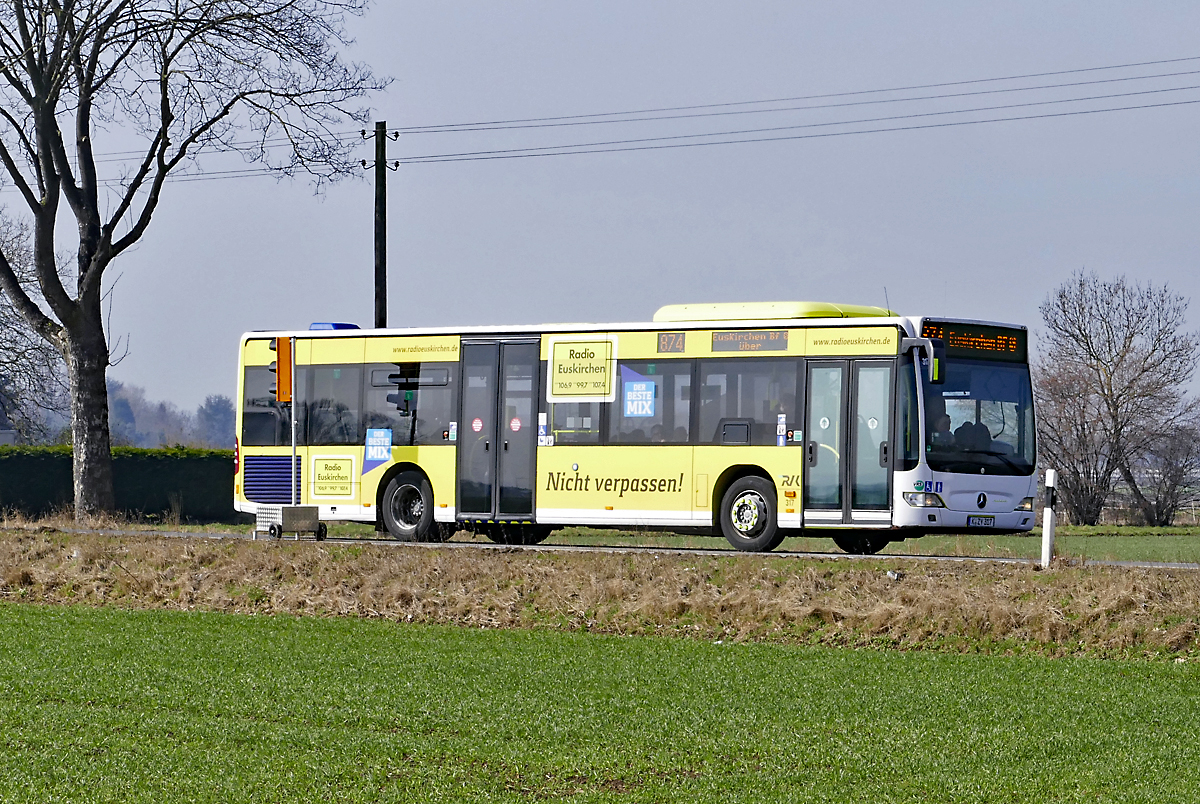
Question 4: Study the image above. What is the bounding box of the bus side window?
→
[551,402,600,444]
[896,358,920,470]
[698,359,798,445]
[302,365,362,446]
[609,360,691,444]
[363,362,458,446]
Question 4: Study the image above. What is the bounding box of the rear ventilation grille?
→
[244,456,302,504]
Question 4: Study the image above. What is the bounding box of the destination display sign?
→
[712,330,788,352]
[921,321,1027,363]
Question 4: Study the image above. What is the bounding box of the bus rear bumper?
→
[234,499,390,524]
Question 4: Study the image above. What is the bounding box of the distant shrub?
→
[0,446,239,522]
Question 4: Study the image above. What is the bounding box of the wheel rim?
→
[390,484,424,529]
[730,491,766,538]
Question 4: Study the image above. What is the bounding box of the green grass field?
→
[2,602,1198,802]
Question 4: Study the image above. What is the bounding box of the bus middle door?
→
[458,340,540,526]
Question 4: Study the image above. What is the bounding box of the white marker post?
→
[1041,469,1057,568]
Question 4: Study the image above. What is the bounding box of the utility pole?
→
[362,123,399,329]
[374,120,387,329]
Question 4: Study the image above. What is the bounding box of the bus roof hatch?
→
[651,301,895,323]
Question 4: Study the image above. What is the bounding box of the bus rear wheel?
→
[719,477,783,552]
[832,533,890,555]
[381,471,437,542]
[485,523,552,546]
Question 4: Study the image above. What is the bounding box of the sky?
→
[82,1,1200,410]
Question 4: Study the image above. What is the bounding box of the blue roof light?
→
[309,322,361,330]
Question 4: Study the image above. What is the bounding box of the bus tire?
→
[719,476,780,552]
[315,523,327,541]
[522,525,552,545]
[486,523,552,545]
[381,471,435,542]
[832,533,890,555]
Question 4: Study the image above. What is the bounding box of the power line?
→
[4,54,1199,185]
[393,54,1200,132]
[391,66,1200,135]
[7,87,1196,186]
[400,82,1200,162]
[0,166,284,193]
[87,130,363,165]
[398,97,1200,165]
[69,55,1200,166]
[46,54,1200,169]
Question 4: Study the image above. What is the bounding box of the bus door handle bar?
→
[806,441,818,467]
[504,441,509,451]
[485,440,489,452]
[879,441,890,468]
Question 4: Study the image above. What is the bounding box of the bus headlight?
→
[902,492,946,508]
[1016,497,1035,511]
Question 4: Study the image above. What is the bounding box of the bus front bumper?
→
[893,507,1035,532]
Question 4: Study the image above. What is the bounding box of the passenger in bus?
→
[779,393,796,420]
[954,421,991,451]
[673,426,689,442]
[931,414,955,446]
[650,424,666,442]
[973,422,994,450]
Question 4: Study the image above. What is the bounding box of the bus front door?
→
[458,340,540,522]
[803,360,894,526]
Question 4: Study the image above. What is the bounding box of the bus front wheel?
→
[719,477,783,552]
[381,471,436,542]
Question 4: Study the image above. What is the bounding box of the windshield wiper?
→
[969,449,1026,473]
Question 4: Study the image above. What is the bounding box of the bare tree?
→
[1032,358,1116,525]
[1120,420,1200,526]
[0,210,66,441]
[1039,271,1200,526]
[0,2,383,516]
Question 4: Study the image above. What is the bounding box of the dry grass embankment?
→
[2,526,1198,658]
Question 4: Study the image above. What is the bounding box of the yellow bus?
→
[235,301,1037,553]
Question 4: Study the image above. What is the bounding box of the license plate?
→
[968,515,995,527]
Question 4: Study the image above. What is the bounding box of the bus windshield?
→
[923,358,1035,475]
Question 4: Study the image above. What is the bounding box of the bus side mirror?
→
[928,338,946,385]
[901,337,946,385]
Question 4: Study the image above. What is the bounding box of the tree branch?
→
[0,244,63,346]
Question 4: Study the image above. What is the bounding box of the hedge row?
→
[0,446,240,523]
